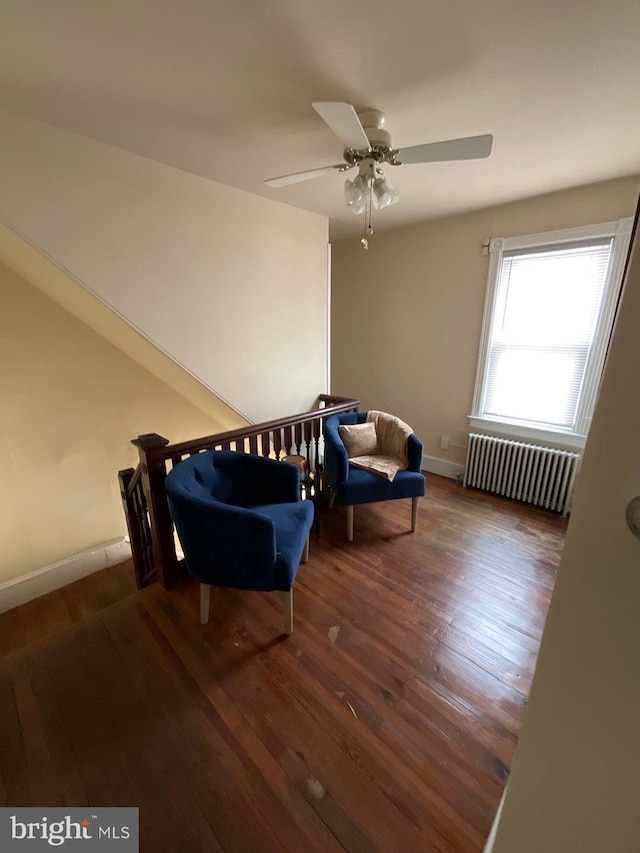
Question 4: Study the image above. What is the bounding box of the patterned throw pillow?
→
[338,422,379,458]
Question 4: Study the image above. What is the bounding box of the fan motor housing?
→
[359,108,392,151]
[342,109,393,165]
[358,109,391,149]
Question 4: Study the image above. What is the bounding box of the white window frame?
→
[469,217,633,450]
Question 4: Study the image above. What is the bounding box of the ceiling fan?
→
[265,102,493,247]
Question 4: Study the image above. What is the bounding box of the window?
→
[470,218,633,448]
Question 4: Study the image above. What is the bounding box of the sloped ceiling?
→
[0,0,639,239]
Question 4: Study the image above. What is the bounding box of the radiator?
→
[464,433,582,516]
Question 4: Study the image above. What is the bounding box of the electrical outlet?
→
[440,436,449,450]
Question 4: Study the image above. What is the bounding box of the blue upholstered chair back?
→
[167,449,298,508]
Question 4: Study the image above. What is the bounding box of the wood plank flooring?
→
[0,475,566,851]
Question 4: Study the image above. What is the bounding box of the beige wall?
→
[488,211,640,849]
[0,262,228,585]
[0,108,329,424]
[331,176,640,465]
[0,221,246,431]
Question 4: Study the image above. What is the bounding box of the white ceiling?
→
[1,0,639,240]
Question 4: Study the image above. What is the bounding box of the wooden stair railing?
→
[119,394,360,589]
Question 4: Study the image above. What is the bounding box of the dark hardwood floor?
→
[0,475,567,852]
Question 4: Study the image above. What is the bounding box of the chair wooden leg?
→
[200,584,211,625]
[411,496,419,532]
[283,588,293,635]
[328,489,335,508]
[303,536,309,564]
[346,505,354,541]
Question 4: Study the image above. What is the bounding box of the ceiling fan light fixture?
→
[344,164,399,242]
[344,175,369,213]
[372,174,399,210]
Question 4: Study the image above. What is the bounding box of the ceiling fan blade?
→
[395,133,493,165]
[264,163,347,188]
[312,102,371,151]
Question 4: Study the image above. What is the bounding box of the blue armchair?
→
[165,450,314,634]
[323,412,426,540]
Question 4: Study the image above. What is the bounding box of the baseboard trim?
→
[0,537,132,614]
[422,454,465,481]
[483,785,508,852]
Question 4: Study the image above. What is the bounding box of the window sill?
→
[467,416,587,451]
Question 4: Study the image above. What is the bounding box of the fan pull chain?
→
[361,180,374,250]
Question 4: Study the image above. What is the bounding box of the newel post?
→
[132,433,179,589]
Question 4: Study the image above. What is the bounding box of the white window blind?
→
[481,239,613,430]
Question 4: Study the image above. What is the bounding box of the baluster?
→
[249,434,258,456]
[294,422,303,454]
[283,425,293,456]
[119,468,147,589]
[260,432,271,457]
[134,485,154,582]
[315,417,325,490]
[235,437,246,453]
[273,428,282,461]
[304,420,313,478]
[313,419,321,477]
